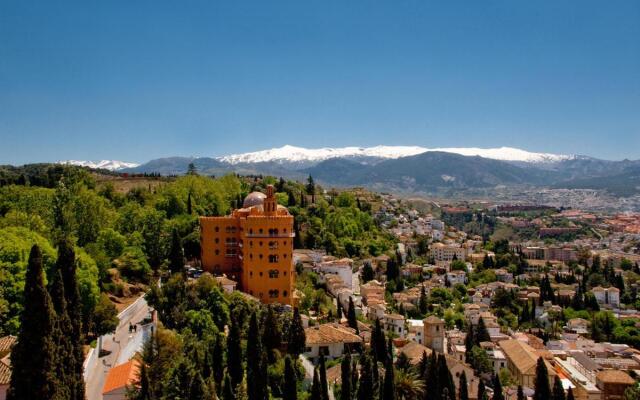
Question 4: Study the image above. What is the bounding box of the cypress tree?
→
[357,353,373,400]
[517,386,524,400]
[288,308,306,357]
[418,350,429,378]
[187,191,193,215]
[319,354,330,400]
[372,319,387,364]
[337,301,343,320]
[459,371,469,400]
[283,356,298,400]
[351,358,359,399]
[132,362,152,400]
[168,229,185,274]
[465,324,475,364]
[58,239,85,400]
[437,354,455,400]
[311,368,322,400]
[425,351,439,400]
[419,285,428,315]
[247,312,268,400]
[566,388,574,400]
[211,334,225,386]
[476,318,491,344]
[340,353,352,400]
[8,245,59,400]
[222,373,236,400]
[382,362,395,400]
[263,306,282,358]
[534,358,551,400]
[49,269,73,400]
[552,376,565,400]
[347,297,359,334]
[227,315,244,388]
[492,374,504,400]
[478,381,487,400]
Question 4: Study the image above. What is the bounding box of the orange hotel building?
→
[199,185,296,305]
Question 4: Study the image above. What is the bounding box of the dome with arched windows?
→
[243,191,266,208]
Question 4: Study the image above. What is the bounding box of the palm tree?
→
[394,370,425,400]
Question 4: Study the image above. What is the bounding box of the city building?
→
[595,370,636,400]
[199,185,296,305]
[424,315,446,353]
[304,323,363,361]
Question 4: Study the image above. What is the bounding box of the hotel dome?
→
[243,191,267,208]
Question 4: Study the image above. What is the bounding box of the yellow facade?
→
[199,185,295,305]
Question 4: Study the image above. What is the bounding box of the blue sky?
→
[1,1,639,164]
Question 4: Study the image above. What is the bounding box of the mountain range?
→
[59,145,640,196]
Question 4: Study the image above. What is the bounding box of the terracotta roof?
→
[0,336,16,357]
[305,323,362,346]
[102,359,140,394]
[499,339,556,377]
[398,341,432,364]
[0,359,10,385]
[424,315,443,324]
[596,370,636,385]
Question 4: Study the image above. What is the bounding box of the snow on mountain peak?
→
[217,145,572,165]
[57,160,140,171]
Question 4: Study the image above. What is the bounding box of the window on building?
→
[269,255,279,263]
[215,250,219,255]
[215,238,219,244]
[283,290,288,297]
[269,289,279,298]
[269,269,279,278]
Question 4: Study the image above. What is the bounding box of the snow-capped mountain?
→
[58,160,140,171]
[217,144,573,165]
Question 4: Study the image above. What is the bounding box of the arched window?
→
[283,290,288,297]
[269,255,279,263]
[269,269,279,278]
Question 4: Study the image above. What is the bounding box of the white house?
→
[383,313,406,338]
[318,258,354,289]
[304,323,363,361]
[592,287,620,308]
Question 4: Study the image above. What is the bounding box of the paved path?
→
[85,296,150,400]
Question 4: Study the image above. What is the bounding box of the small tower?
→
[264,184,277,215]
[423,315,446,353]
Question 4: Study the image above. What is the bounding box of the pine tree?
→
[283,355,298,400]
[227,315,244,388]
[58,239,85,400]
[382,362,395,400]
[357,354,373,400]
[534,358,551,400]
[492,374,504,400]
[459,372,469,400]
[8,245,59,400]
[517,386,525,400]
[168,228,185,274]
[311,368,322,400]
[288,308,306,357]
[222,373,236,400]
[552,376,565,400]
[340,353,352,400]
[347,297,359,334]
[247,312,268,400]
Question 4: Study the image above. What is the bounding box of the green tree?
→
[476,318,491,343]
[247,312,268,400]
[517,386,525,400]
[7,246,59,400]
[319,354,330,400]
[478,380,487,400]
[283,356,298,400]
[340,353,352,400]
[534,358,551,400]
[382,362,395,400]
[93,293,118,336]
[168,228,185,274]
[311,368,322,400]
[552,376,565,400]
[347,297,359,334]
[357,353,373,400]
[287,308,306,357]
[459,372,469,400]
[361,261,374,283]
[492,374,504,400]
[222,372,236,400]
[227,315,244,388]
